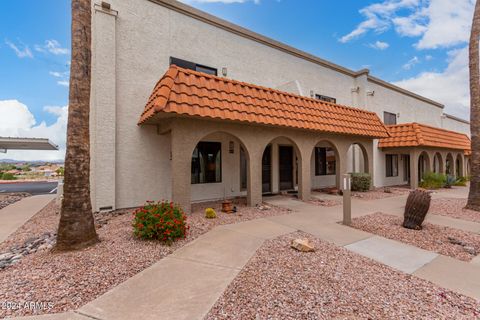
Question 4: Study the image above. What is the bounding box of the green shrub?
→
[205,208,217,219]
[419,172,446,189]
[454,176,467,187]
[0,172,17,180]
[350,173,371,192]
[132,200,189,244]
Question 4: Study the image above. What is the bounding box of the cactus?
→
[403,189,431,230]
[205,208,217,219]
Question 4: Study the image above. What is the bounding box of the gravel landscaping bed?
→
[352,186,410,200]
[351,213,480,261]
[0,193,30,210]
[0,198,288,318]
[305,198,342,207]
[205,232,480,320]
[430,198,480,223]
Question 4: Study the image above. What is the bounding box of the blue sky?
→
[0,0,475,160]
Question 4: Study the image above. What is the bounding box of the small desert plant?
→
[132,200,188,244]
[419,172,446,189]
[444,175,457,188]
[403,189,431,230]
[454,176,468,186]
[350,173,371,192]
[205,208,217,219]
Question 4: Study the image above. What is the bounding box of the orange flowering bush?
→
[132,200,188,244]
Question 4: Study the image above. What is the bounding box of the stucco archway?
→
[260,136,302,195]
[446,153,454,176]
[347,142,369,174]
[189,131,252,204]
[418,151,431,182]
[433,152,443,174]
[456,153,464,178]
[310,140,341,190]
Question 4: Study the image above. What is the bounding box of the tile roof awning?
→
[138,66,390,138]
[378,123,471,154]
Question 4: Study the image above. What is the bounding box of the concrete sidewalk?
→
[0,195,55,243]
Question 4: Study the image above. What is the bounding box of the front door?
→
[262,145,272,193]
[279,146,294,190]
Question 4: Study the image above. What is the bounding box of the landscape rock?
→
[291,238,315,252]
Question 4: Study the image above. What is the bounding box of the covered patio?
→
[379,123,471,188]
[138,66,389,212]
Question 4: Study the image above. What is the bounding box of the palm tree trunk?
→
[467,0,480,211]
[55,0,99,250]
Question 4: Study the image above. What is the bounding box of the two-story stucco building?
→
[89,0,471,212]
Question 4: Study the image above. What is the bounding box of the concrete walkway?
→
[15,188,480,320]
[0,195,55,243]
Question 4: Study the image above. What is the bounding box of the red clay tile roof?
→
[379,123,471,153]
[138,66,390,138]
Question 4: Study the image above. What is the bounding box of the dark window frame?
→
[191,142,222,184]
[384,111,397,125]
[170,57,217,76]
[386,154,399,177]
[314,147,336,176]
[315,94,337,104]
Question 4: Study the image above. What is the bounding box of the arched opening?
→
[433,152,443,174]
[310,140,340,190]
[446,153,454,176]
[467,158,471,176]
[418,151,431,183]
[456,154,464,177]
[347,143,369,173]
[261,136,301,195]
[190,131,250,203]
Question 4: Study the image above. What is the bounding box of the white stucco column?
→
[298,149,311,201]
[170,128,193,213]
[90,4,118,211]
[247,148,263,207]
[409,149,419,189]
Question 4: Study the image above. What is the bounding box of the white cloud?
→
[415,0,475,49]
[402,56,420,70]
[57,80,69,87]
[0,100,67,161]
[368,40,390,50]
[35,39,69,55]
[49,71,69,87]
[339,0,422,43]
[5,40,33,58]
[394,47,470,119]
[340,0,475,49]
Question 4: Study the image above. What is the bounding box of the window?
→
[191,142,222,184]
[386,154,399,177]
[315,94,337,104]
[170,57,217,76]
[315,147,336,176]
[384,111,397,125]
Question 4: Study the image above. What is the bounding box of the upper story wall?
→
[95,0,459,132]
[366,79,444,127]
[442,115,471,137]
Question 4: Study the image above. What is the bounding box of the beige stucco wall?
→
[441,116,471,137]
[90,0,470,210]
